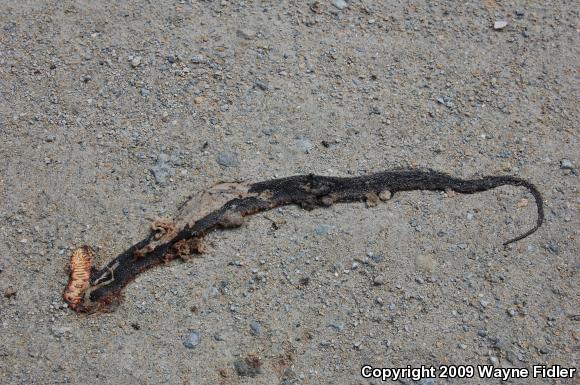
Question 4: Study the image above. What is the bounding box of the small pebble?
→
[378,190,392,201]
[369,253,383,263]
[130,56,142,68]
[497,150,512,158]
[249,321,262,336]
[150,154,174,185]
[314,224,331,236]
[216,151,239,167]
[254,79,269,91]
[560,159,574,170]
[545,241,560,255]
[140,88,150,97]
[333,0,348,10]
[182,331,201,348]
[494,21,508,30]
[295,138,313,153]
[191,55,207,64]
[436,96,453,108]
[489,356,499,365]
[373,276,386,286]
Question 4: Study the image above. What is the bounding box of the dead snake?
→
[63,169,544,313]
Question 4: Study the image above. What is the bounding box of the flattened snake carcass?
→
[64,169,544,313]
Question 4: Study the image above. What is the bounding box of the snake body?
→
[64,170,544,313]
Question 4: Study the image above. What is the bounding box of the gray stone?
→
[494,20,508,30]
[150,154,175,185]
[130,56,141,68]
[314,224,331,235]
[249,321,262,336]
[191,55,207,64]
[545,241,560,255]
[369,252,384,263]
[182,331,201,348]
[560,159,574,170]
[254,79,269,91]
[436,96,453,108]
[497,150,512,158]
[295,138,313,153]
[140,88,150,97]
[373,276,386,286]
[216,151,239,167]
[333,0,348,10]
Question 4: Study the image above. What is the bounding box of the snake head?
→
[63,246,122,313]
[63,246,95,311]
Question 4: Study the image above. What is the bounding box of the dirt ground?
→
[0,1,578,384]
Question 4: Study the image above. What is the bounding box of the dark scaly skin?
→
[67,170,544,313]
